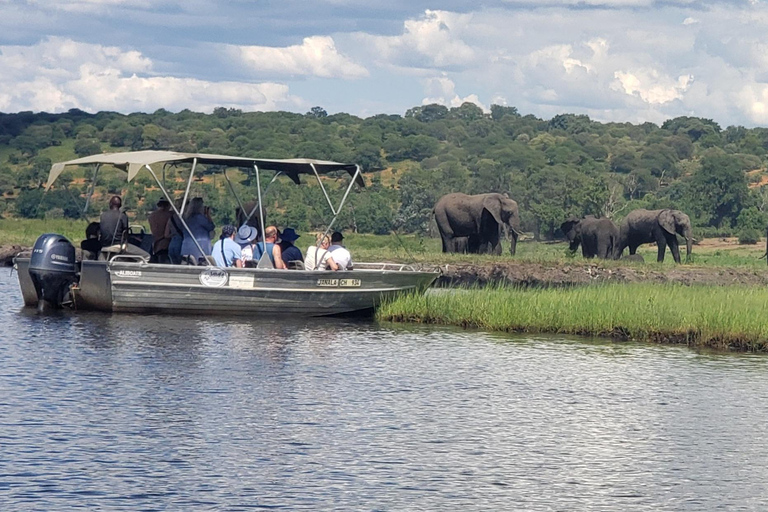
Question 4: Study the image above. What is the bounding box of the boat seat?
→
[99,243,151,262]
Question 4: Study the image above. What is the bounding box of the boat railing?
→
[353,262,419,272]
[108,254,150,265]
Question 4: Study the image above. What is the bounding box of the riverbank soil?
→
[428,237,768,287]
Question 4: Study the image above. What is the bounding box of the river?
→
[2,271,768,510]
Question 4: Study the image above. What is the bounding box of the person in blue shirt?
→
[212,225,243,268]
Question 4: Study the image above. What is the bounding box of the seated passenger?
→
[253,225,286,269]
[148,197,173,263]
[328,231,352,270]
[304,234,339,271]
[234,225,258,264]
[181,197,214,264]
[278,227,304,269]
[80,221,101,260]
[100,195,128,247]
[211,225,243,268]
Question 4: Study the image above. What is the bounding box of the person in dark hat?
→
[278,227,303,269]
[212,224,243,268]
[234,224,258,265]
[329,231,352,270]
[148,197,173,263]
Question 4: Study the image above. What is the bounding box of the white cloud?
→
[0,37,300,113]
[358,10,475,70]
[612,70,693,104]
[227,36,368,79]
[421,76,487,111]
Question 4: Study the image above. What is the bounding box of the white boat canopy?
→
[46,150,362,189]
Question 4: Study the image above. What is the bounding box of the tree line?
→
[0,104,766,241]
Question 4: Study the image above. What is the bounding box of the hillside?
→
[0,105,766,240]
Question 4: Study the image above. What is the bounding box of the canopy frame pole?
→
[83,164,100,216]
[311,164,337,216]
[244,172,281,224]
[315,164,361,241]
[253,164,267,255]
[222,169,245,224]
[145,164,207,261]
[180,158,198,216]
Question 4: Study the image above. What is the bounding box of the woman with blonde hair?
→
[304,233,339,271]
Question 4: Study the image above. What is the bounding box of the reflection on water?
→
[2,272,768,510]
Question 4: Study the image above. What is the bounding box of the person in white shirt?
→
[328,231,352,270]
[304,234,339,271]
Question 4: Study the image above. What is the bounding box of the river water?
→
[3,271,768,510]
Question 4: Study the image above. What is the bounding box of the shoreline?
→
[378,284,768,353]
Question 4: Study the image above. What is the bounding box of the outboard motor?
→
[28,233,77,310]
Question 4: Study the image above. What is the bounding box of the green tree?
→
[688,152,751,227]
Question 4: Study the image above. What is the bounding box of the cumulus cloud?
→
[421,76,486,111]
[357,10,475,70]
[612,70,693,104]
[227,36,368,79]
[0,37,300,113]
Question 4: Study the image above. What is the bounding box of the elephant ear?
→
[658,209,677,235]
[482,195,503,226]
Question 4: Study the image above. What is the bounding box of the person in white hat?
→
[234,225,258,264]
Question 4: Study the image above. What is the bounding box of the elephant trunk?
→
[508,222,521,256]
[684,228,693,263]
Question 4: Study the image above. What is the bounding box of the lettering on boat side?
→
[199,268,228,287]
[316,279,362,287]
[114,270,142,278]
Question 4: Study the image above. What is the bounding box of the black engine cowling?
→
[28,233,77,310]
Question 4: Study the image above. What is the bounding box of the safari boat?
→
[14,151,437,316]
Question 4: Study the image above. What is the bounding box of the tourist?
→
[148,197,173,263]
[328,231,352,270]
[278,227,303,269]
[180,197,214,264]
[304,233,339,271]
[99,195,128,247]
[234,224,258,264]
[212,225,243,268]
[253,225,286,269]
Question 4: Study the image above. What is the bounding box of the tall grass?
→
[378,284,768,351]
[0,219,89,245]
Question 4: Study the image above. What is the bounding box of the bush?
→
[738,228,761,245]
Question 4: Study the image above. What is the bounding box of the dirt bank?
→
[427,260,768,288]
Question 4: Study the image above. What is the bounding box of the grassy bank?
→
[378,284,768,352]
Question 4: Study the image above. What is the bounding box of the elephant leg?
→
[668,236,681,264]
[656,239,667,263]
[629,244,638,255]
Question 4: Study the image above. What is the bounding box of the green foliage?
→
[0,107,763,239]
[738,228,761,245]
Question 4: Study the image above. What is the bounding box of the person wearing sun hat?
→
[212,224,243,268]
[234,224,258,264]
[278,227,303,268]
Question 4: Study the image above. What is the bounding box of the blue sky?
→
[2,0,768,127]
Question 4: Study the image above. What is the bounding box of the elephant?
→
[235,201,267,231]
[560,216,619,259]
[433,193,521,255]
[618,209,693,263]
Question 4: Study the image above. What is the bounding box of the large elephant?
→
[618,209,693,263]
[235,201,267,231]
[434,193,521,255]
[560,216,619,259]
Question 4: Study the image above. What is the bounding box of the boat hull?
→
[15,258,437,317]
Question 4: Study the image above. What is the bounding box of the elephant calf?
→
[560,216,619,259]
